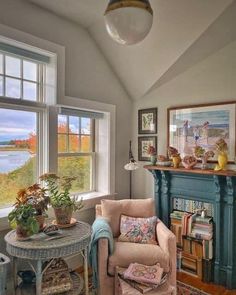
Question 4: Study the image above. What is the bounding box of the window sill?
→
[0,192,115,232]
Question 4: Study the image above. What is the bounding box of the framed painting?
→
[138,136,157,161]
[138,108,157,134]
[168,101,236,162]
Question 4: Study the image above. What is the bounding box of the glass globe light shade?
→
[124,161,139,171]
[104,3,153,45]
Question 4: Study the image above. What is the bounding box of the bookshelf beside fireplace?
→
[144,165,236,289]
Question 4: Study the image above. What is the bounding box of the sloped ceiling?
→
[27,0,235,100]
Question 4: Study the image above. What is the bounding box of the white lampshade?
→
[104,0,153,45]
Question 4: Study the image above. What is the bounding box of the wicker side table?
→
[4,221,92,295]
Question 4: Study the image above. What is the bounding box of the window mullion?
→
[3,54,5,96]
[20,59,23,99]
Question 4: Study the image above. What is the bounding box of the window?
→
[57,113,95,193]
[0,52,44,102]
[0,107,38,208]
[0,41,49,210]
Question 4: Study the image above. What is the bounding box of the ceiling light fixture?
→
[104,0,153,45]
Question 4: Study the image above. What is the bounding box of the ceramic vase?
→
[150,155,157,165]
[218,152,228,170]
[172,155,181,168]
[201,157,207,169]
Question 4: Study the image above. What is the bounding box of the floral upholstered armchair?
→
[95,198,176,295]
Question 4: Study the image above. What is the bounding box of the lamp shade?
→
[124,161,139,171]
[104,0,153,45]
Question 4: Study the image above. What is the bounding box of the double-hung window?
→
[0,43,49,209]
[57,108,97,194]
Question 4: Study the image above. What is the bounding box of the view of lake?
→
[0,150,32,173]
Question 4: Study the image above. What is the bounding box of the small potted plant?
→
[214,138,228,170]
[194,146,215,169]
[40,173,83,226]
[147,145,157,165]
[8,204,39,240]
[15,184,50,230]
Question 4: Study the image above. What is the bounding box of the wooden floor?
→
[177,271,236,295]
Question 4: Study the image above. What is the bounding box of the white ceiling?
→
[27,0,235,100]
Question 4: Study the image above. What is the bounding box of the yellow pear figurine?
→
[214,138,228,171]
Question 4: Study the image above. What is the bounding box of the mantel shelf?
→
[144,165,236,177]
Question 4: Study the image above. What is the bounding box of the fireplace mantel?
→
[144,165,236,289]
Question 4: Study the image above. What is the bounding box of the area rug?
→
[177,281,210,295]
[80,276,210,294]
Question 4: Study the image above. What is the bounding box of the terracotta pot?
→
[16,225,31,239]
[53,207,73,225]
[35,215,45,231]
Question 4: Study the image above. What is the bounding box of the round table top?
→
[4,221,92,260]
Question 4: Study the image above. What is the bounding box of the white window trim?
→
[0,24,116,230]
[54,95,116,196]
[0,23,65,105]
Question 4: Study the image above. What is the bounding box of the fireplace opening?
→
[170,197,214,282]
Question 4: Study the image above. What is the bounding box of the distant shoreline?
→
[0,147,35,154]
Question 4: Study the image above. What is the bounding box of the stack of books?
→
[170,210,214,282]
[116,264,167,294]
[173,197,214,217]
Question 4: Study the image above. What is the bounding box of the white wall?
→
[132,40,236,198]
[0,0,132,198]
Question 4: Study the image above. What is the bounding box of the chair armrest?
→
[97,238,115,294]
[98,238,111,280]
[96,204,102,218]
[156,219,176,288]
[156,219,176,253]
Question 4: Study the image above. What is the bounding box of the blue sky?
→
[0,108,36,142]
[174,110,230,126]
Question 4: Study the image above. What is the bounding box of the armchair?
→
[95,198,176,295]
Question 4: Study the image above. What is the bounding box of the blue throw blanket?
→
[89,217,114,288]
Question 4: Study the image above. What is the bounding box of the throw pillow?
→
[118,215,157,244]
[101,198,155,237]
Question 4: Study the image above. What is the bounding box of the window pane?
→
[23,60,37,81]
[81,135,91,152]
[0,108,37,208]
[0,76,3,96]
[6,77,21,98]
[0,54,3,74]
[23,81,37,101]
[69,135,79,152]
[58,156,91,193]
[58,115,67,133]
[69,116,79,134]
[58,134,67,153]
[6,56,21,78]
[81,118,91,134]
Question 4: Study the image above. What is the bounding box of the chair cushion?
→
[118,215,157,245]
[108,241,170,276]
[101,198,155,237]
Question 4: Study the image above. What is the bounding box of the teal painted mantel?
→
[144,165,236,289]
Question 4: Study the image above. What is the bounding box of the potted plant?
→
[15,183,50,230]
[40,173,83,225]
[8,204,39,239]
[194,146,215,169]
[147,145,157,165]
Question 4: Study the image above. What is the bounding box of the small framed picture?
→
[138,108,157,134]
[138,136,157,161]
